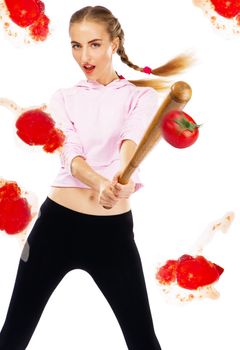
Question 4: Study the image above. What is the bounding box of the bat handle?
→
[103,205,112,210]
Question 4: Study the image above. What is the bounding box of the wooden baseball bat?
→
[103,81,192,209]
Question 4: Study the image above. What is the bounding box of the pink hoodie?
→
[48,77,159,192]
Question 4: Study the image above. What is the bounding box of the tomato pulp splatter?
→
[210,0,240,18]
[29,12,49,41]
[156,254,224,290]
[156,259,178,285]
[0,181,32,234]
[15,109,65,153]
[4,0,50,40]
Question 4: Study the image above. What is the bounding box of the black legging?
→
[0,196,161,350]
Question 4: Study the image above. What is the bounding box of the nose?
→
[80,46,91,63]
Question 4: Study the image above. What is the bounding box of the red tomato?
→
[161,110,200,148]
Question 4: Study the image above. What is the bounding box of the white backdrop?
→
[0,1,240,349]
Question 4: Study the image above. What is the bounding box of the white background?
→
[0,0,240,349]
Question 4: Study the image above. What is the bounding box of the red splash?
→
[28,12,49,41]
[210,0,240,19]
[15,109,65,153]
[156,259,178,284]
[4,0,50,40]
[156,254,224,290]
[0,181,32,234]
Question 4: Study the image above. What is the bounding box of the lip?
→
[83,65,95,74]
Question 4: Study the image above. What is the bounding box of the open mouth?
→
[83,65,95,74]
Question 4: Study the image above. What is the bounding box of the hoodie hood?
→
[75,76,133,90]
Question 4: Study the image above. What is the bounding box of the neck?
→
[88,71,120,86]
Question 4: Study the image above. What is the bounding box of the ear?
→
[112,37,120,54]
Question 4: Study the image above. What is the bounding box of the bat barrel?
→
[170,81,192,103]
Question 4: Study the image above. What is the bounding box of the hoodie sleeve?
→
[48,89,86,176]
[118,87,159,150]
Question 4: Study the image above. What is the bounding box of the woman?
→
[0,5,193,349]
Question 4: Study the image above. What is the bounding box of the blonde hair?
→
[69,5,195,92]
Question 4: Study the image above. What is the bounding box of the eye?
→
[91,43,100,48]
[71,44,80,50]
[71,43,100,49]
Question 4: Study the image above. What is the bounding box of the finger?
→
[112,186,120,196]
[99,197,113,207]
[114,183,123,191]
[112,178,118,185]
[101,190,119,203]
[112,172,120,183]
[110,186,120,199]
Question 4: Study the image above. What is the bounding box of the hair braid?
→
[117,46,142,72]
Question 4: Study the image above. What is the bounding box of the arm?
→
[71,136,137,195]
[71,155,120,208]
[119,139,138,170]
[70,140,138,202]
[49,89,110,193]
[71,156,109,192]
[71,140,138,204]
[109,139,137,199]
[118,88,159,151]
[112,88,159,195]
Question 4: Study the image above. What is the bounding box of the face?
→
[69,20,119,82]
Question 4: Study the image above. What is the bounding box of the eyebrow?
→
[71,39,102,44]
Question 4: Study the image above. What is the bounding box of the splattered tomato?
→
[15,109,65,152]
[161,110,200,148]
[4,0,50,41]
[4,0,45,27]
[156,254,224,290]
[210,0,240,19]
[0,181,31,234]
[176,255,224,290]
[16,109,55,144]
